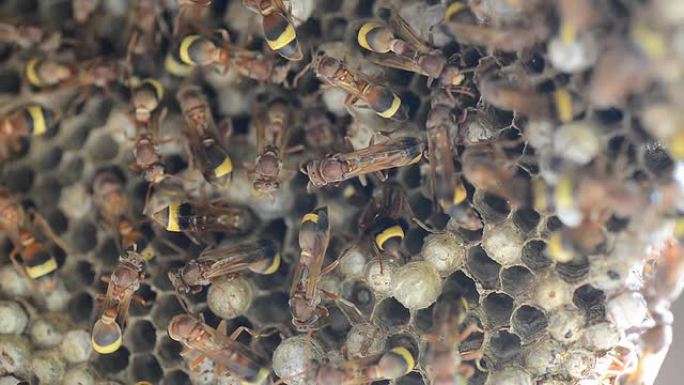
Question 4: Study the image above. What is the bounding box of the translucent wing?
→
[367,54,426,77]
[387,9,432,54]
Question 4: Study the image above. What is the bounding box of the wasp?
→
[129,78,168,184]
[302,98,339,155]
[24,58,73,89]
[168,313,272,384]
[91,168,133,233]
[358,8,463,90]
[151,199,256,237]
[290,207,337,330]
[177,86,234,185]
[305,345,417,384]
[0,22,63,52]
[618,240,684,385]
[169,238,280,295]
[300,52,408,121]
[250,98,300,196]
[442,1,550,52]
[91,251,146,354]
[426,90,482,230]
[302,136,424,190]
[0,104,56,160]
[423,295,480,385]
[24,57,121,92]
[461,143,529,205]
[242,0,303,61]
[176,32,290,84]
[119,218,155,262]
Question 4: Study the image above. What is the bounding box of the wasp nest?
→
[0,0,683,384]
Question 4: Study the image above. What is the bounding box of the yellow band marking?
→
[167,203,181,232]
[92,333,122,354]
[444,2,467,21]
[554,89,573,123]
[453,183,467,204]
[632,22,666,60]
[560,22,576,44]
[302,213,319,224]
[267,23,296,51]
[262,253,281,275]
[555,176,574,210]
[179,35,202,65]
[408,151,423,165]
[142,78,164,101]
[357,22,384,51]
[390,347,415,374]
[214,156,233,177]
[375,225,404,250]
[533,179,547,213]
[140,246,155,262]
[26,105,47,135]
[377,94,402,119]
[548,233,573,263]
[165,53,192,77]
[25,58,42,87]
[241,367,271,385]
[25,257,57,279]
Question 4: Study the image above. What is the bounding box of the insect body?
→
[252,99,294,195]
[303,137,424,189]
[169,238,280,295]
[426,90,481,230]
[178,86,233,185]
[152,200,256,236]
[91,252,145,354]
[130,78,167,184]
[358,184,413,260]
[0,104,55,160]
[168,314,272,384]
[242,0,303,61]
[290,207,334,330]
[358,9,463,89]
[308,53,408,121]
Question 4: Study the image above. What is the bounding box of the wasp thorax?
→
[167,314,199,341]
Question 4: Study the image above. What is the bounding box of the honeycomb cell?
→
[443,270,480,306]
[342,279,376,317]
[60,155,85,185]
[161,370,191,385]
[564,348,596,379]
[521,240,552,271]
[152,295,186,330]
[392,261,442,310]
[250,291,291,325]
[207,276,254,319]
[524,338,562,376]
[547,306,585,343]
[68,292,93,324]
[0,301,28,335]
[338,243,370,279]
[92,345,130,374]
[475,191,511,222]
[365,259,397,296]
[130,283,156,317]
[466,246,501,290]
[511,208,540,233]
[30,314,67,347]
[556,255,590,284]
[573,284,606,324]
[483,222,524,266]
[63,366,97,385]
[345,323,387,359]
[157,335,184,367]
[396,371,425,385]
[511,305,548,342]
[273,335,325,385]
[0,335,30,376]
[70,220,98,254]
[30,351,66,384]
[60,329,92,364]
[404,227,428,255]
[131,354,164,383]
[500,265,535,297]
[374,297,410,328]
[3,166,34,194]
[483,292,514,329]
[127,320,157,353]
[486,330,521,366]
[485,367,532,385]
[421,231,466,275]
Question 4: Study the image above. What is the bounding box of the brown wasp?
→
[302,136,424,190]
[91,251,146,354]
[0,22,63,52]
[177,86,234,185]
[242,0,303,61]
[176,32,290,84]
[151,199,256,238]
[250,98,302,196]
[0,104,56,160]
[168,238,280,296]
[290,207,337,330]
[425,90,481,230]
[168,313,272,383]
[422,294,480,385]
[357,8,463,90]
[298,51,409,121]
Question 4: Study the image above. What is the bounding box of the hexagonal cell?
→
[512,208,540,233]
[556,255,590,284]
[374,297,410,328]
[3,166,35,194]
[396,371,425,385]
[409,192,433,220]
[152,294,186,330]
[87,133,119,162]
[96,237,121,266]
[157,335,184,367]
[74,260,95,286]
[130,283,157,316]
[573,284,606,324]
[500,265,535,297]
[521,240,552,271]
[126,320,157,353]
[482,292,514,329]
[250,291,291,325]
[70,220,98,254]
[68,292,93,324]
[32,176,62,207]
[643,143,674,178]
[161,369,191,385]
[43,206,68,235]
[443,270,479,307]
[36,146,63,171]
[474,191,510,222]
[131,353,163,383]
[511,305,548,341]
[466,246,501,290]
[486,330,521,366]
[60,156,85,185]
[92,345,130,374]
[404,227,428,256]
[341,279,375,318]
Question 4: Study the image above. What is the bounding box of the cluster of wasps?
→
[1,0,684,384]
